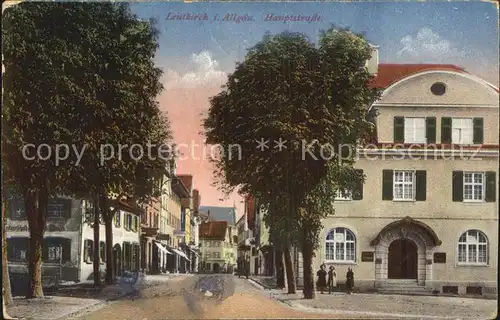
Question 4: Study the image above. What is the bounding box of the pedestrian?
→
[316,264,327,294]
[346,267,354,294]
[327,265,337,294]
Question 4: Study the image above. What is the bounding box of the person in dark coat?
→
[316,264,327,294]
[346,267,354,294]
[327,266,337,294]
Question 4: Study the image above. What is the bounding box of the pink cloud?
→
[157,52,244,217]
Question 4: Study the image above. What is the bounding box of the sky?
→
[130,1,499,217]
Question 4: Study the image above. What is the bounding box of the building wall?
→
[314,70,498,296]
[80,201,141,281]
[6,197,84,284]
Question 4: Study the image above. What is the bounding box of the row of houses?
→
[5,159,203,294]
[236,46,499,298]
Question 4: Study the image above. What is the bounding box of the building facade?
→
[314,50,498,297]
[199,221,237,273]
[6,196,142,294]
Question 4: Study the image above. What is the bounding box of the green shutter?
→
[63,238,71,262]
[353,169,364,200]
[452,171,463,202]
[415,170,427,201]
[393,117,405,143]
[485,172,496,202]
[425,117,436,144]
[382,170,393,200]
[441,117,452,144]
[473,118,484,145]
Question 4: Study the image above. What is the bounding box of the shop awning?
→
[155,242,173,255]
[171,248,190,261]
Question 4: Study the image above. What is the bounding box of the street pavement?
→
[72,274,498,320]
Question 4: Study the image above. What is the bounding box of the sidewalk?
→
[272,291,497,319]
[6,274,179,320]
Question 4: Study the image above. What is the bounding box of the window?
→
[458,230,488,265]
[100,241,106,262]
[114,211,121,228]
[335,190,352,201]
[393,171,414,200]
[47,245,63,262]
[404,117,426,143]
[84,239,93,263]
[214,252,220,259]
[47,203,65,218]
[10,202,26,219]
[464,172,484,202]
[452,118,473,145]
[430,82,446,96]
[206,252,212,258]
[8,238,29,261]
[325,228,356,262]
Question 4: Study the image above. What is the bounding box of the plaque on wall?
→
[361,251,374,262]
[433,252,446,263]
[375,258,382,264]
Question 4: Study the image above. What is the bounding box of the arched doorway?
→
[388,239,418,279]
[113,244,122,277]
[213,263,220,274]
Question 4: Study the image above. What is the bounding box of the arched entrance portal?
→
[213,263,220,274]
[388,239,418,279]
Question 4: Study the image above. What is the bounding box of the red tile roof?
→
[369,64,467,89]
[177,175,193,193]
[199,221,228,240]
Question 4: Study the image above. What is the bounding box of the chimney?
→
[365,44,379,75]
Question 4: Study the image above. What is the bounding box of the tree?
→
[2,2,97,298]
[2,2,172,295]
[2,185,14,319]
[204,29,380,299]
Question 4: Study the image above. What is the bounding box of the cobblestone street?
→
[69,275,497,320]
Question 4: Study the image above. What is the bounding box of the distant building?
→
[199,221,237,273]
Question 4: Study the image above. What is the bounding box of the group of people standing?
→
[316,264,354,294]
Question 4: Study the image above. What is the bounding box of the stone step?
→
[378,287,432,294]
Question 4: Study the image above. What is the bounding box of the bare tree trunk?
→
[100,194,115,285]
[274,248,285,289]
[283,245,296,294]
[2,195,13,305]
[301,236,315,299]
[92,196,101,288]
[2,189,15,319]
[25,187,48,299]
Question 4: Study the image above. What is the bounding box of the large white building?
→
[312,48,498,297]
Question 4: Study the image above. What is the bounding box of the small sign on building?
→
[361,251,374,262]
[433,252,446,263]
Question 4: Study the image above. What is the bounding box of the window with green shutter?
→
[485,172,496,202]
[415,170,427,201]
[452,171,464,202]
[382,170,393,200]
[393,117,405,143]
[441,117,452,144]
[473,118,484,145]
[425,117,436,144]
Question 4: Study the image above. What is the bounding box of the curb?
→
[246,278,266,291]
[284,301,479,319]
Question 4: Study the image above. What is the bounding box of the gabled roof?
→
[369,63,467,89]
[171,176,190,198]
[199,221,228,240]
[177,175,193,193]
[199,206,237,226]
